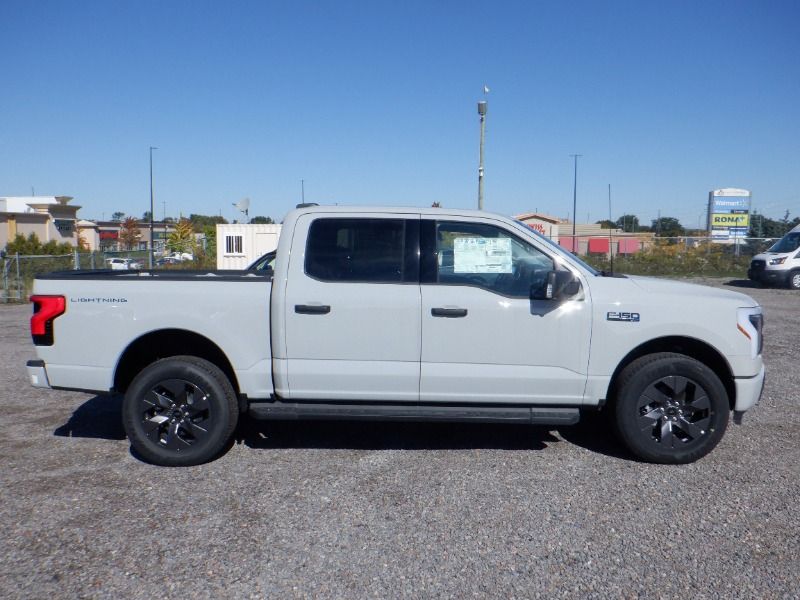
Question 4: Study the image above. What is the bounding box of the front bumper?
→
[748,268,789,286]
[27,360,52,389]
[734,364,765,413]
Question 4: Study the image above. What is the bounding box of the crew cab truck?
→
[748,224,800,289]
[27,205,765,466]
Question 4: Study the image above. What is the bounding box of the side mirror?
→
[531,270,580,301]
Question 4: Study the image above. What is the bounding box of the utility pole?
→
[301,179,305,204]
[608,184,614,273]
[477,100,488,210]
[569,154,582,239]
[149,146,158,268]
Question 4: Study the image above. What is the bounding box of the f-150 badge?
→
[607,311,640,322]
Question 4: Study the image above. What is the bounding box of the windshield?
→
[511,220,600,276]
[768,232,800,254]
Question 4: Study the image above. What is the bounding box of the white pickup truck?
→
[27,205,765,466]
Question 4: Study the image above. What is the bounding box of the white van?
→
[748,224,800,289]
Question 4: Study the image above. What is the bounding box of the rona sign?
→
[708,188,750,243]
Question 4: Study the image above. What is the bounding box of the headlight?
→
[768,257,786,265]
[737,307,764,358]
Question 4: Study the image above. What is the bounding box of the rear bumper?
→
[734,365,765,413]
[27,359,52,389]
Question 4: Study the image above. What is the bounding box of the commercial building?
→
[0,196,80,249]
[514,212,650,256]
[89,221,178,252]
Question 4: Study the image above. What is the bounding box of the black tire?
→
[613,352,729,464]
[789,270,800,290]
[122,356,239,466]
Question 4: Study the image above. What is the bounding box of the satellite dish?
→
[232,197,250,217]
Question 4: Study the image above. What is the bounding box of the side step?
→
[248,402,580,426]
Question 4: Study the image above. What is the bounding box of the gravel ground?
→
[1,278,798,599]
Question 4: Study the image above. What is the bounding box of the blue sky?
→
[1,0,798,227]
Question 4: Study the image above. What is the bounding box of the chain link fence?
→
[569,236,774,278]
[2,249,152,302]
[0,237,778,303]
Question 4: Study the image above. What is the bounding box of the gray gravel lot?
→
[1,278,798,599]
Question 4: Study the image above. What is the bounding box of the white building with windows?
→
[216,223,282,269]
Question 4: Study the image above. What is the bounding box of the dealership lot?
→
[1,279,798,599]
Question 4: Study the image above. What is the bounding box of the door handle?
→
[431,307,468,318]
[295,304,331,315]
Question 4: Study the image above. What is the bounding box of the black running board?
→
[247,402,580,425]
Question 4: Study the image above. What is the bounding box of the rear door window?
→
[305,218,407,283]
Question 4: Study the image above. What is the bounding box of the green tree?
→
[191,224,218,268]
[595,219,616,229]
[142,210,153,221]
[249,216,274,224]
[651,216,684,237]
[4,232,73,255]
[615,214,640,232]
[167,219,197,254]
[189,213,227,232]
[110,211,125,222]
[119,217,142,250]
[749,210,800,238]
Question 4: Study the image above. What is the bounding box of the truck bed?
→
[31,269,274,398]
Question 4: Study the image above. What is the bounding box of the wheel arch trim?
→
[604,336,736,410]
[113,328,239,395]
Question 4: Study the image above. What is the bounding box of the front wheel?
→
[613,353,729,464]
[789,270,800,290]
[122,356,239,466]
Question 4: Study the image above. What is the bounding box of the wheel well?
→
[606,337,736,410]
[113,329,239,395]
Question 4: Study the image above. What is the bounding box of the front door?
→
[283,214,421,401]
[419,218,591,404]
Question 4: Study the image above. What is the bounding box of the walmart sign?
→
[708,189,750,243]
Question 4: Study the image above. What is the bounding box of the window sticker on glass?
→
[453,237,512,273]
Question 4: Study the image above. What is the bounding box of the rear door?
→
[283,214,421,401]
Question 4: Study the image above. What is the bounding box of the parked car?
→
[105,258,141,270]
[154,257,178,267]
[247,250,276,271]
[28,205,764,466]
[747,224,800,289]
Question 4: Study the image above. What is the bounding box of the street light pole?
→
[569,154,582,240]
[149,146,158,268]
[477,100,487,210]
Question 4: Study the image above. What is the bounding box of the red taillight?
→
[30,295,66,346]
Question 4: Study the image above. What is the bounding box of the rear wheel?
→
[614,353,729,464]
[122,356,238,466]
[789,270,800,290]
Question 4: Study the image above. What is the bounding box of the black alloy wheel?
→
[123,356,238,466]
[137,378,213,450]
[614,353,729,464]
[635,375,712,448]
